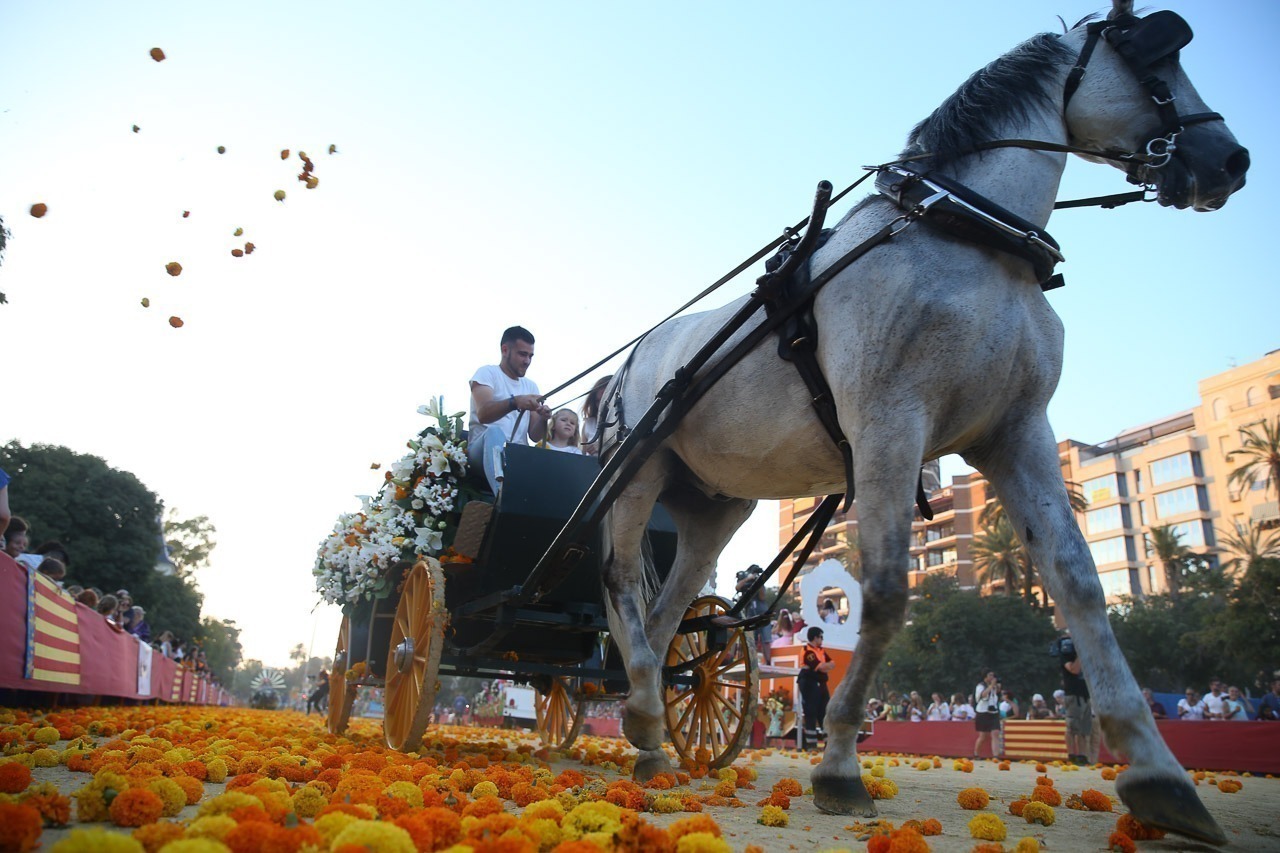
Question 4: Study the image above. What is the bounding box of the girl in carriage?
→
[542,409,583,455]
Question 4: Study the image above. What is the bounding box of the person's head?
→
[1272,678,1280,695]
[984,670,997,685]
[1053,689,1065,703]
[1032,693,1046,706]
[499,326,535,378]
[130,606,145,622]
[34,541,70,566]
[77,589,99,608]
[38,557,66,581]
[582,375,612,419]
[1141,687,1154,702]
[1185,687,1199,702]
[806,626,824,644]
[931,692,943,703]
[951,693,965,705]
[159,631,173,643]
[1209,678,1223,694]
[820,598,835,614]
[1002,690,1014,700]
[66,584,84,598]
[97,594,118,616]
[549,409,580,445]
[777,609,793,631]
[4,517,30,557]
[115,589,132,608]
[1227,685,1242,700]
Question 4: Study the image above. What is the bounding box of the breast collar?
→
[874,164,1066,291]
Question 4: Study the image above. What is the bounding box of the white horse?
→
[598,1,1246,844]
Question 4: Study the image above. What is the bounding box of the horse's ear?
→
[1108,0,1135,20]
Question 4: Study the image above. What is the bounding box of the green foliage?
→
[139,571,203,641]
[1227,416,1280,499]
[197,618,243,688]
[1146,523,1193,599]
[880,575,1060,701]
[232,659,265,700]
[164,509,217,577]
[1,441,163,594]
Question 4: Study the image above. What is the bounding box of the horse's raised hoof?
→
[632,748,673,783]
[812,773,877,817]
[1116,772,1227,846]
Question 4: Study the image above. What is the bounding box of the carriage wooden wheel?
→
[663,595,759,769]
[326,616,357,736]
[534,676,587,750]
[383,559,447,751]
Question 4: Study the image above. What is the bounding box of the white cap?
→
[1053,689,1065,698]
[1032,693,1044,703]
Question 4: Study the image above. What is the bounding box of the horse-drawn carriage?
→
[326,442,762,769]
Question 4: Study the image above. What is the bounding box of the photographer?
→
[973,670,1002,758]
[735,564,772,665]
[1053,632,1096,765]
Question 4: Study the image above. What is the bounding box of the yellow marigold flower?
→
[958,787,991,809]
[195,791,262,817]
[32,748,61,767]
[562,801,624,842]
[471,780,500,799]
[163,749,194,764]
[202,760,227,784]
[49,827,145,852]
[913,760,931,771]
[314,812,360,845]
[1022,801,1055,826]
[716,767,737,784]
[184,816,236,841]
[158,841,230,853]
[968,813,1008,842]
[677,832,732,853]
[147,778,187,818]
[6,753,36,769]
[290,786,327,819]
[870,765,886,778]
[758,805,789,827]
[521,799,565,821]
[650,794,683,814]
[330,819,415,853]
[33,726,61,745]
[1014,838,1041,853]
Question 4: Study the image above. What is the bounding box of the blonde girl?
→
[545,409,583,454]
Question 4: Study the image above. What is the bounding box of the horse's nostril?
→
[1224,147,1250,182]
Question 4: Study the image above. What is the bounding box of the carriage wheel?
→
[383,560,447,751]
[327,617,357,736]
[534,676,587,750]
[663,595,759,770]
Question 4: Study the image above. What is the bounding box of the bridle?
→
[1062,11,1224,186]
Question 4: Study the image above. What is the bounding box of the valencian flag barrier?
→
[24,570,81,685]
[1000,719,1070,761]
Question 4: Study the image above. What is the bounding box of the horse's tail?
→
[599,503,662,661]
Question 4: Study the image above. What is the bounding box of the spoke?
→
[669,686,695,704]
[710,688,743,722]
[675,694,698,733]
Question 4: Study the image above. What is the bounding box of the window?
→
[926,523,954,542]
[1147,565,1161,594]
[1134,469,1143,495]
[1168,520,1206,548]
[1098,570,1131,598]
[1138,500,1148,526]
[1085,505,1123,534]
[1089,536,1127,566]
[1155,485,1200,518]
[1150,452,1193,486]
[1246,386,1261,407]
[1082,473,1118,505]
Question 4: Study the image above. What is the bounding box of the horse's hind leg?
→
[970,413,1226,846]
[812,432,922,817]
[600,461,673,781]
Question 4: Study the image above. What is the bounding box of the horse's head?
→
[1062,0,1248,211]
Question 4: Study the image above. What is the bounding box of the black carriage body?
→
[444,443,676,667]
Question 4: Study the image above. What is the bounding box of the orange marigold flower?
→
[1009,798,1029,816]
[462,794,503,818]
[668,814,721,840]
[132,820,185,853]
[644,772,676,790]
[395,807,462,851]
[21,790,72,826]
[772,777,803,797]
[1101,767,1118,781]
[0,762,33,793]
[973,845,1005,853]
[1081,789,1113,811]
[1035,763,1048,773]
[921,818,942,836]
[1030,785,1061,807]
[108,788,165,827]
[1107,831,1137,853]
[1035,776,1054,788]
[1217,779,1243,794]
[957,787,991,809]
[0,803,42,852]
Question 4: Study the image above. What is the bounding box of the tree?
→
[880,575,1060,701]
[140,572,203,641]
[1146,524,1192,600]
[1227,416,1280,499]
[0,442,163,594]
[970,517,1026,598]
[1216,521,1280,574]
[232,659,265,701]
[164,509,217,578]
[198,618,243,687]
[975,488,1085,605]
[0,214,9,304]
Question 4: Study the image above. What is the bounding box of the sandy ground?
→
[24,713,1280,852]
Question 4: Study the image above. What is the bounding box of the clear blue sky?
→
[2,1,1275,666]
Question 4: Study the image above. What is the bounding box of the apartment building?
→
[778,348,1280,604]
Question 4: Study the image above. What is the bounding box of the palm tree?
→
[970,516,1026,599]
[1227,416,1280,500]
[975,486,1085,604]
[1147,524,1192,599]
[1216,520,1280,574]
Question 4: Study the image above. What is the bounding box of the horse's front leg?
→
[812,430,922,817]
[970,413,1226,846]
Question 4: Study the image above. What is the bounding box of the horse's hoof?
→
[632,749,672,783]
[1116,772,1227,846]
[812,774,877,817]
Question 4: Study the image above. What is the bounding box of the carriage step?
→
[454,501,494,560]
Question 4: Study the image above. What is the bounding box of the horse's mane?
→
[903,32,1078,170]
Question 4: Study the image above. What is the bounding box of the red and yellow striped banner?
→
[25,571,81,685]
[1003,719,1069,761]
[170,667,185,702]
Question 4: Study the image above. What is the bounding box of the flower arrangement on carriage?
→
[763,686,794,738]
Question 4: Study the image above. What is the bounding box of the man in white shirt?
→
[468,326,551,494]
[1201,679,1226,720]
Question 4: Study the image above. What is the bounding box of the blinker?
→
[1107,10,1193,70]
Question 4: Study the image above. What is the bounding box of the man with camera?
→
[1052,632,1096,765]
[735,564,772,665]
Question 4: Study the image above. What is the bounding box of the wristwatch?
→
[508,397,518,412]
